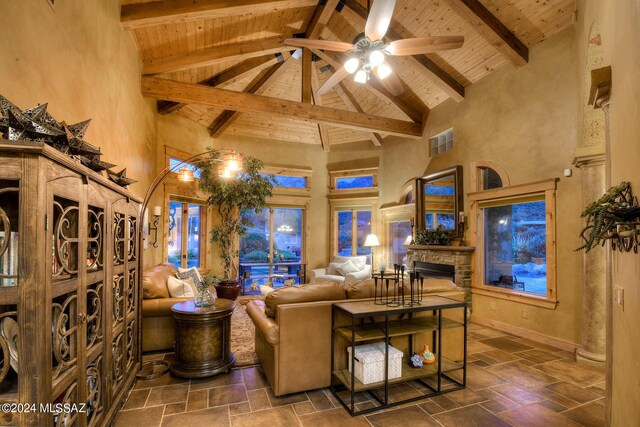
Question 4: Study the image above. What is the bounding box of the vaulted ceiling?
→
[121,0,576,150]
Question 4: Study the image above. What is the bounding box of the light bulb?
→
[377,62,392,80]
[223,153,242,171]
[354,69,367,84]
[369,49,385,67]
[344,57,360,74]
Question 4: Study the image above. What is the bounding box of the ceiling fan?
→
[284,0,464,96]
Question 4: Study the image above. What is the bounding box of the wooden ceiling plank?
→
[209,54,295,138]
[441,0,529,66]
[311,65,331,151]
[305,0,341,39]
[341,0,465,102]
[157,54,281,114]
[142,76,422,137]
[333,82,383,146]
[301,48,313,103]
[311,49,422,123]
[143,36,290,75]
[121,0,318,30]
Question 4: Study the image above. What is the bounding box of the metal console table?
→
[330,296,468,416]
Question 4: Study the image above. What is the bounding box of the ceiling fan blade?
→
[317,66,350,96]
[373,68,404,96]
[386,36,464,56]
[283,38,354,52]
[365,0,397,41]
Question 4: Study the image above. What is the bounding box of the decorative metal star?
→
[108,168,137,187]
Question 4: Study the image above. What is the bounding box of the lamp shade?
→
[363,233,381,247]
[177,168,195,182]
[403,235,413,245]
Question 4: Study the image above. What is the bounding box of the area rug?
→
[231,295,264,367]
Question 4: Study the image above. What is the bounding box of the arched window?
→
[471,161,510,192]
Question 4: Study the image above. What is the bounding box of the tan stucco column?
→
[573,144,607,363]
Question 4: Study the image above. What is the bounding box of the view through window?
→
[239,207,304,287]
[167,200,203,268]
[387,220,412,267]
[337,209,372,262]
[483,200,547,295]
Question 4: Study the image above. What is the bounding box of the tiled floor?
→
[114,323,606,426]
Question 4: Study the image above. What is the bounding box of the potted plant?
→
[199,150,274,300]
[414,225,453,246]
[577,181,640,252]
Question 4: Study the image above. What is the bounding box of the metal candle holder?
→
[405,271,425,306]
[373,271,386,305]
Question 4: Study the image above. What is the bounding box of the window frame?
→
[329,167,379,195]
[262,165,312,197]
[380,203,414,269]
[469,179,558,309]
[239,204,307,265]
[332,207,374,261]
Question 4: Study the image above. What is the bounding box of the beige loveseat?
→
[246,278,465,396]
[141,263,191,352]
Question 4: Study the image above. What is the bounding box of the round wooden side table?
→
[170,299,236,378]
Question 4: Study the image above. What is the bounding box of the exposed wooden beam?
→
[341,0,465,102]
[305,0,340,39]
[312,49,426,123]
[143,36,290,75]
[121,0,317,30]
[311,67,330,151]
[157,54,281,114]
[301,49,313,103]
[209,54,294,138]
[142,77,423,137]
[333,81,383,146]
[441,0,528,66]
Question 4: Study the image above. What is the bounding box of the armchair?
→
[309,255,372,287]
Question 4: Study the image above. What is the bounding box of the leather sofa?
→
[141,263,190,352]
[246,278,465,396]
[309,255,372,287]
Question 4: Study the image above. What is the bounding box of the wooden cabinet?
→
[0,141,141,426]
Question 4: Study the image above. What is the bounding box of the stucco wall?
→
[0,0,156,196]
[576,0,640,424]
[153,113,329,274]
[378,28,583,346]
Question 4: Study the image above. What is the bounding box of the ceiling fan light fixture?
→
[354,69,368,84]
[344,57,360,74]
[369,49,385,67]
[377,62,392,80]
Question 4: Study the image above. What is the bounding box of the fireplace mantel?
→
[405,245,475,305]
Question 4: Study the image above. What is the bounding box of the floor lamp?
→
[135,149,243,379]
[363,233,381,271]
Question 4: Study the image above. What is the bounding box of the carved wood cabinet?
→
[0,141,141,426]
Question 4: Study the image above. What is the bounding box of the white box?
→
[347,342,403,384]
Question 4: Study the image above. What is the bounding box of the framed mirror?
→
[415,166,463,237]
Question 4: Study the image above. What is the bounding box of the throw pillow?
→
[167,276,196,298]
[336,260,359,276]
[326,262,343,275]
[176,267,202,287]
[259,285,275,295]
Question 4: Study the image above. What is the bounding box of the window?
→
[483,199,547,295]
[387,220,412,267]
[169,157,201,179]
[480,168,503,190]
[470,179,557,308]
[336,176,374,189]
[239,207,305,286]
[429,128,453,156]
[167,200,205,268]
[262,174,307,189]
[335,209,372,261]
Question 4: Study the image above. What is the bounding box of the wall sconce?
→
[149,206,161,248]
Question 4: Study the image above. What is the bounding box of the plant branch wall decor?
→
[578,181,640,253]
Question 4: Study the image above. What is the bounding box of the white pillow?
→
[260,285,275,295]
[333,256,367,271]
[336,260,359,276]
[167,276,196,298]
[326,262,343,275]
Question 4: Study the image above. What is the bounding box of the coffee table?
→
[170,299,236,378]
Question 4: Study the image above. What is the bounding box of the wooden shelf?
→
[333,356,463,392]
[335,316,462,342]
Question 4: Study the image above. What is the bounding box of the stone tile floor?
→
[114,323,606,426]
